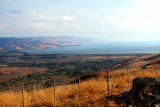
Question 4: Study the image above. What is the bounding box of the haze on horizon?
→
[0,0,160,42]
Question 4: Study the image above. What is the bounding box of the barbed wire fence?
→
[1,62,159,106]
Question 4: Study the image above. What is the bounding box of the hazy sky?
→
[0,0,160,41]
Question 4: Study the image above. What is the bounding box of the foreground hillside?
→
[0,60,159,107]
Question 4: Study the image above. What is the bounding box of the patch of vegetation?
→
[0,53,148,90]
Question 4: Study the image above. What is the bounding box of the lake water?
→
[24,41,160,54]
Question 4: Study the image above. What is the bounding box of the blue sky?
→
[0,0,160,41]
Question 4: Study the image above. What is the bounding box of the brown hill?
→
[110,53,160,70]
[0,36,106,50]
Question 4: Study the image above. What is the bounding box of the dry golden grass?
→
[0,64,160,107]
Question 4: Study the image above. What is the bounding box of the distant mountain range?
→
[0,36,106,50]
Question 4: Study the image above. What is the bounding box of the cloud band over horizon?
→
[0,0,160,41]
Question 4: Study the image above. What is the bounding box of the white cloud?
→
[30,10,75,21]
[30,10,42,17]
[106,15,152,30]
[118,17,151,29]
[39,15,75,21]
[137,0,160,19]
[106,0,160,30]
[0,23,10,33]
[5,13,16,17]
[31,22,55,31]
[60,16,75,20]
[106,16,119,21]
[36,15,75,21]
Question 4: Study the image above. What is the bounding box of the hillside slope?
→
[0,36,106,50]
[0,38,41,50]
[1,53,160,106]
[0,60,160,106]
[111,53,160,70]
